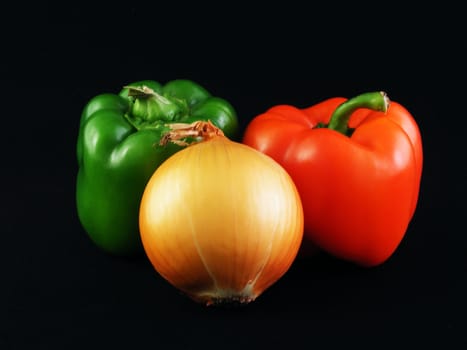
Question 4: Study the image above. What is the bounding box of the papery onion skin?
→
[139,131,304,306]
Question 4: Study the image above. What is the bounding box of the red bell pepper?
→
[242,91,423,267]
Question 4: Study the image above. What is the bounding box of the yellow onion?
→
[139,121,303,306]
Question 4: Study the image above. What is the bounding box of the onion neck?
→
[160,120,225,147]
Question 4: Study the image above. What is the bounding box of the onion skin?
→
[139,130,304,306]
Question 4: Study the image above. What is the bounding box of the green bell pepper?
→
[76,79,239,256]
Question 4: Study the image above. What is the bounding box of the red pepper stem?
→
[327,91,390,136]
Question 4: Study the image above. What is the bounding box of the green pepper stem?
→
[123,85,187,125]
[124,85,166,100]
[327,91,390,136]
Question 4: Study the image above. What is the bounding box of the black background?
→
[2,2,465,349]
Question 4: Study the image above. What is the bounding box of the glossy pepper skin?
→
[243,92,423,267]
[76,79,239,256]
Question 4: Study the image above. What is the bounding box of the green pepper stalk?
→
[124,85,189,126]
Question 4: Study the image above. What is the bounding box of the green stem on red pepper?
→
[325,91,390,136]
